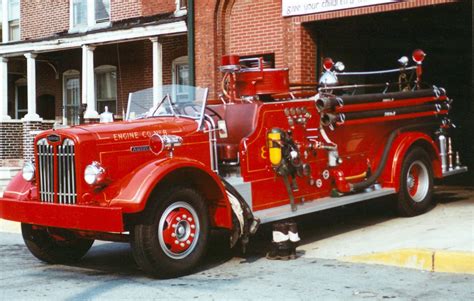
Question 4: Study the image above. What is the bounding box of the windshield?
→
[126,85,208,121]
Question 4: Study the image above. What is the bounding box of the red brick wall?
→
[0,120,54,164]
[0,122,23,162]
[142,0,176,16]
[110,0,142,21]
[195,0,219,99]
[20,0,69,40]
[19,0,178,41]
[195,0,458,98]
[228,0,284,66]
[162,35,188,84]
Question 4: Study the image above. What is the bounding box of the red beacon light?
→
[149,134,164,155]
[323,57,334,71]
[412,49,426,64]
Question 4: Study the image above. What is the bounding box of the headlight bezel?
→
[84,161,106,186]
[22,161,36,182]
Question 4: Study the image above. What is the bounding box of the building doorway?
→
[37,94,56,120]
[63,70,81,125]
[15,78,27,119]
[307,1,472,169]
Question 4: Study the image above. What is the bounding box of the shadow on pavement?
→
[242,182,473,261]
[69,231,235,278]
[63,181,472,278]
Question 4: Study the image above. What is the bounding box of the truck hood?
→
[51,117,199,143]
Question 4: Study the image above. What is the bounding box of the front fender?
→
[380,132,441,191]
[2,172,37,201]
[107,157,232,228]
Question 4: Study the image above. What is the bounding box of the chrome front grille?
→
[37,139,54,203]
[37,138,77,204]
[58,139,77,204]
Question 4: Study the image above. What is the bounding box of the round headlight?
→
[84,162,105,185]
[22,161,35,182]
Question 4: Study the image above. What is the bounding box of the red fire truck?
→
[0,50,467,277]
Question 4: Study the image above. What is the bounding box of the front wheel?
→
[131,187,209,278]
[397,147,434,216]
[21,224,94,263]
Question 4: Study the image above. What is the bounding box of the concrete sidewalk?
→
[298,185,474,274]
[1,186,473,274]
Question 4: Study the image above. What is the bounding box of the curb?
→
[0,220,21,234]
[345,249,474,274]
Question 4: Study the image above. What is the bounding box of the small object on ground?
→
[266,220,300,260]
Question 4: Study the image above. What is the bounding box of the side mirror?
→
[217,120,228,139]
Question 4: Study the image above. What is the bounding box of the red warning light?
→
[323,57,334,71]
[412,49,426,64]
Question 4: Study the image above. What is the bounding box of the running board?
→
[442,166,468,177]
[254,188,396,224]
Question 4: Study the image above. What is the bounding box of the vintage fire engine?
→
[0,49,467,277]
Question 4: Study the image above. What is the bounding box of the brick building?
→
[0,0,188,168]
[0,0,472,171]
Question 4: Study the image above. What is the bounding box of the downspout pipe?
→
[187,0,195,86]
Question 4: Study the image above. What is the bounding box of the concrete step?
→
[0,167,21,194]
[0,167,21,179]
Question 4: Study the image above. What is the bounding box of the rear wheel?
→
[21,223,94,263]
[131,187,209,278]
[397,147,434,216]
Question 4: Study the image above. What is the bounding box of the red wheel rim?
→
[158,202,200,259]
[408,165,420,197]
[406,160,429,203]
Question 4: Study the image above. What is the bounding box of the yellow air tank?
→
[268,128,283,166]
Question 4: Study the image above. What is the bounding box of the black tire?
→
[131,187,209,278]
[397,147,434,217]
[21,223,94,264]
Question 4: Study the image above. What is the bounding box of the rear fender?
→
[108,157,232,229]
[380,132,441,191]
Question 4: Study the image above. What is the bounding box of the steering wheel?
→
[205,107,223,120]
[180,104,223,120]
[181,104,201,116]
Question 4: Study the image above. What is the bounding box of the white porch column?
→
[82,45,99,119]
[2,0,8,42]
[0,57,10,120]
[150,37,163,107]
[23,53,41,121]
[81,45,88,106]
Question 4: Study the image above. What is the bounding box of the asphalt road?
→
[0,231,473,301]
[1,183,473,300]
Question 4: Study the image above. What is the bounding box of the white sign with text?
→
[282,0,400,17]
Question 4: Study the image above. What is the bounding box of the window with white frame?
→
[172,56,189,101]
[63,70,81,125]
[71,0,110,31]
[1,0,21,42]
[175,0,187,15]
[178,0,187,10]
[8,0,19,40]
[95,65,117,115]
[95,0,110,22]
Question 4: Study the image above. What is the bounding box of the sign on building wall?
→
[282,0,400,17]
